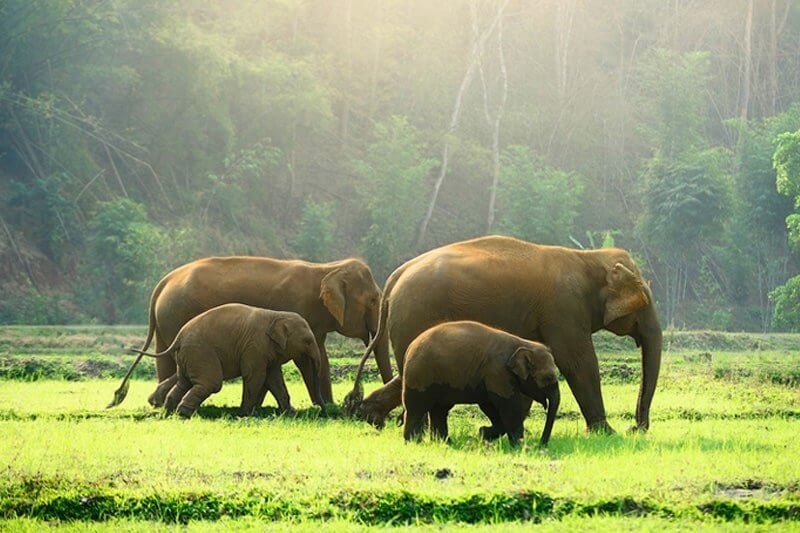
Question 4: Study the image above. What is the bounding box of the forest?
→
[2,0,800,331]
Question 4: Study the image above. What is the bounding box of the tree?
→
[495,145,583,245]
[774,128,800,244]
[637,49,733,327]
[641,148,732,326]
[356,116,436,279]
[86,199,166,323]
[292,200,335,262]
[729,105,800,330]
[770,276,800,331]
[770,126,800,329]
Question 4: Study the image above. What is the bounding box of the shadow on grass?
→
[191,404,335,421]
[0,403,339,423]
[432,416,780,457]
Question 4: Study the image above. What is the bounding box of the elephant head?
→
[599,258,663,431]
[507,345,560,446]
[268,313,325,406]
[320,260,381,345]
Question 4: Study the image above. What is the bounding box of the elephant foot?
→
[148,390,165,408]
[586,419,616,435]
[479,426,502,442]
[627,423,648,434]
[281,406,297,417]
[177,405,194,419]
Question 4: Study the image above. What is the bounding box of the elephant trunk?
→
[635,305,662,431]
[540,384,560,447]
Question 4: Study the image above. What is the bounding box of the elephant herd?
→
[109,235,663,447]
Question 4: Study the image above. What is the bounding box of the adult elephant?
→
[110,256,389,407]
[344,235,662,433]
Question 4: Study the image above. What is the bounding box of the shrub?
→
[292,200,335,262]
[771,275,800,332]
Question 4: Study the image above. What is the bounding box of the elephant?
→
[344,235,662,434]
[108,256,388,408]
[127,303,323,418]
[402,321,560,447]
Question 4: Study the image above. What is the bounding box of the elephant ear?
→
[320,269,347,327]
[507,348,532,381]
[267,318,289,350]
[604,263,649,326]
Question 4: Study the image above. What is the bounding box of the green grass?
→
[1,329,799,528]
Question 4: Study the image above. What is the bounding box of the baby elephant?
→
[402,321,560,447]
[133,303,323,418]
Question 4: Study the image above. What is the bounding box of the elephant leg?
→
[373,329,393,384]
[403,407,428,442]
[253,380,271,412]
[239,368,268,417]
[358,376,403,428]
[155,334,177,382]
[148,374,177,407]
[178,382,218,419]
[548,335,613,434]
[315,333,334,404]
[491,396,527,447]
[164,375,192,414]
[428,406,450,441]
[265,366,294,415]
[293,332,327,407]
[176,353,223,418]
[478,401,505,442]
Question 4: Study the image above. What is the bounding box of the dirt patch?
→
[713,480,794,500]
[231,471,275,481]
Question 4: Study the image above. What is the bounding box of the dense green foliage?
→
[1,1,800,329]
[496,146,583,245]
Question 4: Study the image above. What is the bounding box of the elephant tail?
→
[343,266,403,415]
[106,277,169,409]
[129,343,177,358]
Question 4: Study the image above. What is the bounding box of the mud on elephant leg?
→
[357,376,403,428]
[149,374,178,407]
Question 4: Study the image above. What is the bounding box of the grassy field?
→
[0,327,799,530]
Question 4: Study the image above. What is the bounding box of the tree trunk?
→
[416,0,509,250]
[484,6,507,233]
[769,0,792,114]
[339,0,353,148]
[368,30,382,120]
[740,0,754,121]
[554,0,576,102]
